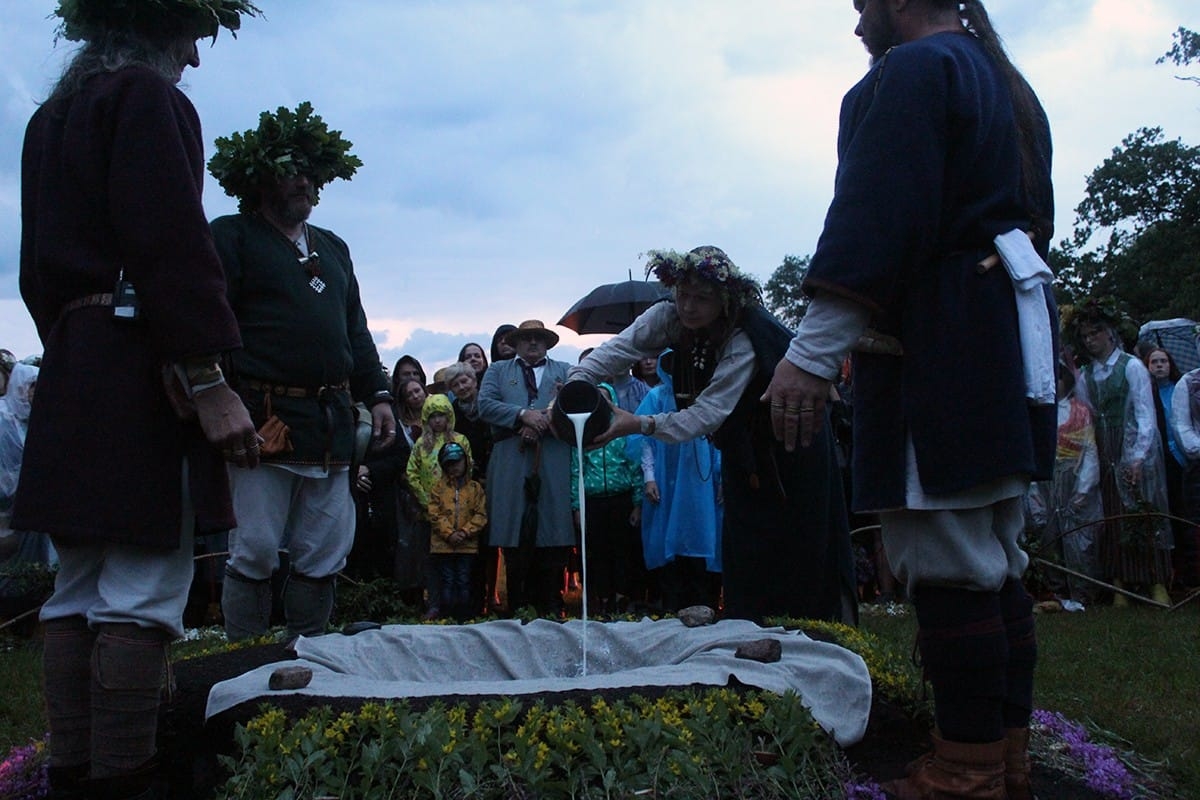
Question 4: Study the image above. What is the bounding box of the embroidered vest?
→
[1085,352,1130,436]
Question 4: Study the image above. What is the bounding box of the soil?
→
[159,642,1107,799]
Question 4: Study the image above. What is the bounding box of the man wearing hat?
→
[18,2,261,797]
[478,320,574,615]
[208,103,396,644]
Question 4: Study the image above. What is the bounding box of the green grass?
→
[860,601,1200,798]
[0,637,45,751]
[4,601,1198,797]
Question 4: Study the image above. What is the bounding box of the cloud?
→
[2,0,1198,365]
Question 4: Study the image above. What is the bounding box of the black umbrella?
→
[557,279,671,335]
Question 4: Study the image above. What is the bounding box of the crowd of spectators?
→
[7,303,1200,628]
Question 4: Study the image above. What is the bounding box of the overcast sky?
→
[2,1,1197,372]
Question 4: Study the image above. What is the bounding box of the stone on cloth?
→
[268,666,313,690]
[206,617,872,746]
[735,639,782,663]
[677,605,716,627]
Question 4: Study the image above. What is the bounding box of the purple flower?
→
[844,780,887,800]
[0,736,50,800]
[1031,709,1134,799]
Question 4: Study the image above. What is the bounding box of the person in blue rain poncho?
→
[625,350,723,612]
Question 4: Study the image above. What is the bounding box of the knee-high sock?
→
[221,567,273,642]
[283,572,336,640]
[90,623,168,778]
[42,615,95,770]
[998,578,1037,729]
[913,585,1007,743]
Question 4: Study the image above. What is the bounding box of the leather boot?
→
[88,758,161,800]
[46,762,89,800]
[1004,727,1034,800]
[222,567,273,641]
[283,571,335,641]
[882,732,1006,799]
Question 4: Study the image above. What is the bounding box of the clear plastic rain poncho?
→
[1028,390,1104,603]
[0,362,38,530]
[1,362,56,598]
[1079,350,1173,586]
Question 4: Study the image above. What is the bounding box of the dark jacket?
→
[211,213,388,465]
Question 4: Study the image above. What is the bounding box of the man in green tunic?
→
[208,103,396,642]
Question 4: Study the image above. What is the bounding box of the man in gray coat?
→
[478,320,573,616]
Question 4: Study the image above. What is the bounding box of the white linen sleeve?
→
[1124,358,1157,463]
[567,303,676,387]
[785,293,872,381]
[1173,372,1200,460]
[640,439,656,482]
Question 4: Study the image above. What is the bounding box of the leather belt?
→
[60,293,114,314]
[243,378,349,399]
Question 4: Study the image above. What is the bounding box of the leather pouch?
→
[257,394,294,456]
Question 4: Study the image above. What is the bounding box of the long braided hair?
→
[945,0,1054,240]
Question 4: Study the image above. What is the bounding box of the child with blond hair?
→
[427,442,486,619]
[406,393,472,509]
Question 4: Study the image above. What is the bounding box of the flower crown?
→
[644,247,762,310]
[1060,295,1138,352]
[54,0,261,43]
[208,101,362,212]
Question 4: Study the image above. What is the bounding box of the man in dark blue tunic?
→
[763,1,1055,797]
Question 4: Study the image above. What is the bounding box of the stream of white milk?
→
[566,411,592,676]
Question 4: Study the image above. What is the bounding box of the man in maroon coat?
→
[17,2,261,797]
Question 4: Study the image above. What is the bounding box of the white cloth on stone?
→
[205,617,872,746]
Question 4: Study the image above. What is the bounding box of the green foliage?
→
[0,638,45,751]
[1051,126,1200,322]
[1033,607,1200,798]
[1157,26,1200,85]
[334,577,422,625]
[1049,28,1200,322]
[763,254,812,330]
[0,562,55,600]
[54,0,261,43]
[1074,128,1200,237]
[208,101,363,211]
[220,689,851,799]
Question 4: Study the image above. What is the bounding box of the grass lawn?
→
[859,600,1200,798]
